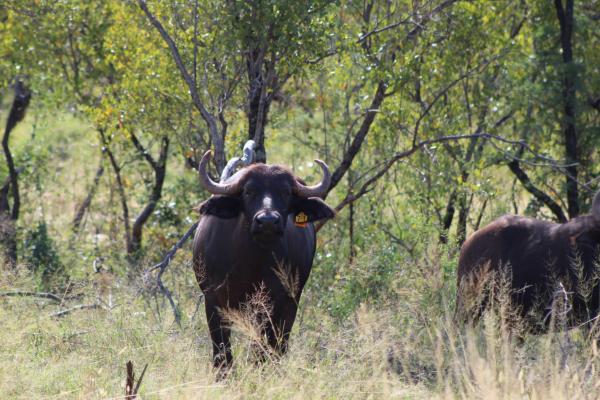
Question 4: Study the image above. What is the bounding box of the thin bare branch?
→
[73,157,104,231]
[99,129,132,253]
[137,0,225,170]
[129,130,158,170]
[327,81,387,196]
[144,221,199,326]
[507,159,567,222]
[318,131,579,231]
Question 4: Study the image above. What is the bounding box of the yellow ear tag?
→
[295,212,308,227]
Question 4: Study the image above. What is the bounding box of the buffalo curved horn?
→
[294,159,331,199]
[198,151,245,195]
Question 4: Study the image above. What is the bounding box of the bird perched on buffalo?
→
[193,150,335,371]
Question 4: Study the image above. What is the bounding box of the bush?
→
[22,221,67,289]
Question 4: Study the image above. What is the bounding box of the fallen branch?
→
[50,303,105,318]
[0,290,82,302]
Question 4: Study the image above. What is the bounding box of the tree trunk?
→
[555,0,579,218]
[0,179,16,265]
[130,137,169,256]
[439,189,457,244]
[347,171,355,263]
[456,193,469,246]
[247,90,271,164]
[246,48,273,163]
[1,80,32,266]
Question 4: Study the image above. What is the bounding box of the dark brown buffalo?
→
[193,151,334,368]
[456,191,600,331]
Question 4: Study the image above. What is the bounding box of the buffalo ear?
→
[593,191,600,219]
[292,197,335,222]
[197,195,242,219]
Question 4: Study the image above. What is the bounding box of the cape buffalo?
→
[193,151,335,369]
[456,191,600,332]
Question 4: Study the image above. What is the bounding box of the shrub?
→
[22,221,67,289]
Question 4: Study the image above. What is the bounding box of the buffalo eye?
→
[244,188,255,198]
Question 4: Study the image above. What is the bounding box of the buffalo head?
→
[197,151,334,244]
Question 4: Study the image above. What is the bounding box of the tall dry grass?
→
[1,257,599,399]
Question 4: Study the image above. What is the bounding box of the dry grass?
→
[1,262,599,400]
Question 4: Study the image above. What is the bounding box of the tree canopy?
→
[0,0,598,265]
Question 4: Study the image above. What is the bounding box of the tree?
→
[82,1,188,257]
[1,80,31,265]
[138,0,334,169]
[503,0,599,221]
[1,1,187,258]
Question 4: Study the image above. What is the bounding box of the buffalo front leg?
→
[265,301,299,355]
[205,299,232,371]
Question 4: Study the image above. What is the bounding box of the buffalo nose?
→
[256,212,281,228]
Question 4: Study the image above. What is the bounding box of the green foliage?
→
[326,243,401,319]
[219,0,336,72]
[22,221,66,289]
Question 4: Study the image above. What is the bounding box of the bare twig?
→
[147,222,198,275]
[50,303,105,318]
[405,0,457,40]
[309,0,457,64]
[73,157,104,232]
[144,222,199,326]
[357,13,414,43]
[129,130,158,170]
[130,135,170,254]
[99,129,132,253]
[411,54,501,147]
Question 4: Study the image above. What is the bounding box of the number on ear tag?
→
[295,212,308,227]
